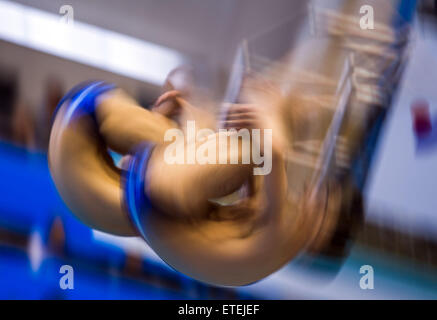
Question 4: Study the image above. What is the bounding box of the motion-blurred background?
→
[0,0,436,299]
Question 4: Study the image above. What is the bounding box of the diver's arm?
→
[49,94,137,236]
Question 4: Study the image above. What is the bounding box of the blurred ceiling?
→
[9,0,304,72]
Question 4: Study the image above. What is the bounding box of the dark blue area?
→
[0,141,245,299]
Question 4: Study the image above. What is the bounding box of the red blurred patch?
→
[411,100,432,137]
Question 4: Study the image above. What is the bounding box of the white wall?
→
[0,40,160,112]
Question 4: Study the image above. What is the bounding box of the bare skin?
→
[49,75,335,286]
[99,89,331,285]
[48,0,405,285]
